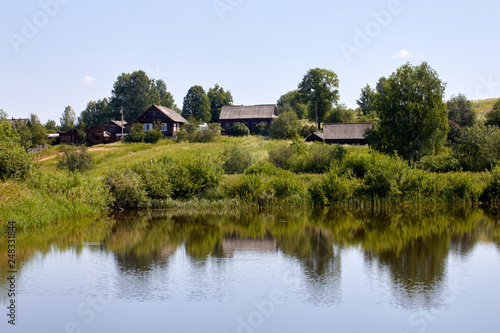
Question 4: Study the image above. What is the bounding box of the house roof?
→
[151,105,188,123]
[322,123,373,140]
[108,120,127,127]
[219,105,278,120]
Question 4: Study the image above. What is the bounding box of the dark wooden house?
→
[219,105,278,133]
[59,120,126,146]
[125,105,187,137]
[306,123,373,145]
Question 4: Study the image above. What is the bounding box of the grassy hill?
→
[471,98,498,116]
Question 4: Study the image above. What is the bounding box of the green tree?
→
[323,104,355,123]
[269,110,301,139]
[447,94,476,127]
[277,90,308,119]
[79,98,112,126]
[0,109,7,120]
[28,113,47,146]
[485,98,500,127]
[182,85,211,122]
[298,68,339,130]
[357,84,376,116]
[44,120,59,133]
[126,123,146,143]
[60,105,76,132]
[0,111,21,144]
[13,121,32,149]
[452,124,500,171]
[208,84,233,123]
[367,62,448,161]
[110,70,176,121]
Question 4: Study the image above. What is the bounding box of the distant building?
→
[124,105,187,137]
[219,105,278,134]
[306,123,374,145]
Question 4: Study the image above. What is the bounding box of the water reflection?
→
[2,207,500,309]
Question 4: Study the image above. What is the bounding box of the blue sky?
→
[1,0,499,123]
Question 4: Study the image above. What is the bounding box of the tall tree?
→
[79,98,112,126]
[110,71,176,121]
[27,113,47,146]
[367,62,448,161]
[44,120,59,133]
[60,105,76,132]
[207,84,233,123]
[298,68,339,130]
[324,104,355,123]
[447,94,476,127]
[357,84,376,116]
[277,90,308,119]
[182,85,211,122]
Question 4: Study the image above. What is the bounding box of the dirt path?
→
[34,147,117,162]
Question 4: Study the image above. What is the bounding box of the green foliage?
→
[363,154,409,198]
[0,118,20,144]
[269,110,301,139]
[208,84,233,123]
[452,124,500,171]
[268,142,294,169]
[244,161,280,175]
[357,84,376,116]
[442,173,480,203]
[485,99,500,127]
[79,98,112,126]
[323,103,355,123]
[107,171,150,209]
[417,154,461,173]
[178,121,221,142]
[447,94,476,127]
[221,144,253,174]
[368,62,448,161]
[182,85,211,122]
[277,90,308,119]
[132,161,172,199]
[230,122,250,136]
[298,68,339,130]
[126,123,146,143]
[308,170,353,205]
[60,105,76,132]
[13,121,32,149]
[44,120,59,133]
[27,114,47,147]
[0,140,34,180]
[299,123,318,139]
[254,122,269,136]
[481,166,500,202]
[110,71,175,121]
[270,171,302,198]
[144,129,162,143]
[57,145,94,172]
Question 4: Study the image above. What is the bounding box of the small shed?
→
[307,123,373,145]
[219,104,278,133]
[126,105,188,137]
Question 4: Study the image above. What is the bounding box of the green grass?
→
[471,98,499,116]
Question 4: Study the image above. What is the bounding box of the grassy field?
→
[471,98,498,116]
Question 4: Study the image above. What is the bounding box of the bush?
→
[362,154,409,199]
[144,129,162,143]
[221,144,253,174]
[270,171,302,198]
[230,122,250,136]
[341,154,372,178]
[443,173,480,203]
[268,143,295,170]
[481,166,500,202]
[452,124,500,171]
[254,122,269,136]
[107,171,149,209]
[417,154,461,172]
[0,140,34,180]
[294,142,347,173]
[308,169,353,205]
[132,161,172,199]
[269,111,301,139]
[244,161,280,176]
[300,123,318,138]
[57,145,94,172]
[126,123,145,143]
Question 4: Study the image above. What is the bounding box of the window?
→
[143,123,152,131]
[161,123,168,132]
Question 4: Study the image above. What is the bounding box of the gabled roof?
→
[322,123,373,140]
[108,120,127,127]
[219,105,278,120]
[150,105,188,123]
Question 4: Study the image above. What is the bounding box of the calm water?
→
[1,208,500,333]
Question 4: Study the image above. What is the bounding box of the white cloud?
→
[83,76,96,84]
[391,50,413,59]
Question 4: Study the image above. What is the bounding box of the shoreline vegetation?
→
[2,136,500,231]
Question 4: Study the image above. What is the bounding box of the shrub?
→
[269,111,301,139]
[0,140,34,180]
[254,122,269,136]
[452,124,500,171]
[481,166,500,202]
[270,171,302,198]
[57,145,94,172]
[300,123,318,138]
[230,122,250,136]
[221,144,253,174]
[308,169,353,205]
[132,161,172,199]
[232,174,266,200]
[443,173,480,203]
[268,143,295,170]
[294,143,347,173]
[244,161,280,176]
[144,129,162,144]
[341,153,372,178]
[417,154,461,172]
[362,154,409,199]
[107,171,149,209]
[126,123,145,143]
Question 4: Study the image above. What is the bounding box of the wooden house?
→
[306,123,373,145]
[59,121,126,146]
[125,105,187,137]
[219,105,278,134]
